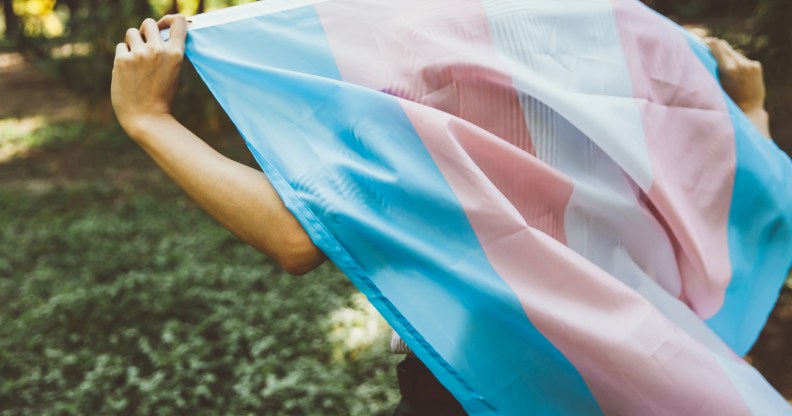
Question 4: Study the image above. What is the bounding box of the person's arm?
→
[111,15,326,275]
[705,37,772,139]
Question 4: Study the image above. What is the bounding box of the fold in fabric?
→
[182,0,792,414]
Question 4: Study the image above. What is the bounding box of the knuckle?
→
[149,43,165,54]
[114,57,131,68]
[167,48,184,58]
[132,50,149,61]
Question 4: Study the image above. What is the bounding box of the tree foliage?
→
[0,0,248,134]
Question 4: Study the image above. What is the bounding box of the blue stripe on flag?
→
[684,33,792,355]
[186,6,600,415]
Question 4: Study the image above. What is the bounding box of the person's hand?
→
[704,37,771,138]
[111,15,188,139]
[705,37,766,114]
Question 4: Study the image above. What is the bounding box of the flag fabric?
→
[180,0,792,414]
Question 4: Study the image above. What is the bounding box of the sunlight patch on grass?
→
[0,116,83,162]
[0,116,45,161]
[328,293,390,360]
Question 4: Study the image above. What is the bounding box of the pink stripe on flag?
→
[402,101,752,415]
[613,0,736,318]
[315,0,536,155]
[416,107,572,246]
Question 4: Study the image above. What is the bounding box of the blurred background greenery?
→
[0,0,790,414]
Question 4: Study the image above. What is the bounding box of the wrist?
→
[119,112,176,142]
[743,107,768,120]
[743,107,772,139]
[736,98,765,114]
[743,107,769,127]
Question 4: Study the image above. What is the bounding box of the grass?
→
[0,123,398,415]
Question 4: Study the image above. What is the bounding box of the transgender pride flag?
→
[180,0,792,414]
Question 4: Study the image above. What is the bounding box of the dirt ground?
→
[1,51,790,402]
[0,53,86,122]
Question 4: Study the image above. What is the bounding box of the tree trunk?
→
[57,0,78,31]
[167,0,179,15]
[2,0,20,40]
[197,0,205,14]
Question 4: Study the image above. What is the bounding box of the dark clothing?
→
[392,354,467,416]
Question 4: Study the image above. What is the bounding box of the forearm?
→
[127,114,325,275]
[111,16,324,275]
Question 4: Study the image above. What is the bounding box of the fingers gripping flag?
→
[181,0,792,414]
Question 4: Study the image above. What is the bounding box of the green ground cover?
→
[0,124,398,415]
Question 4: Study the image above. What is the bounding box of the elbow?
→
[278,253,324,276]
[270,233,326,276]
[239,214,326,276]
